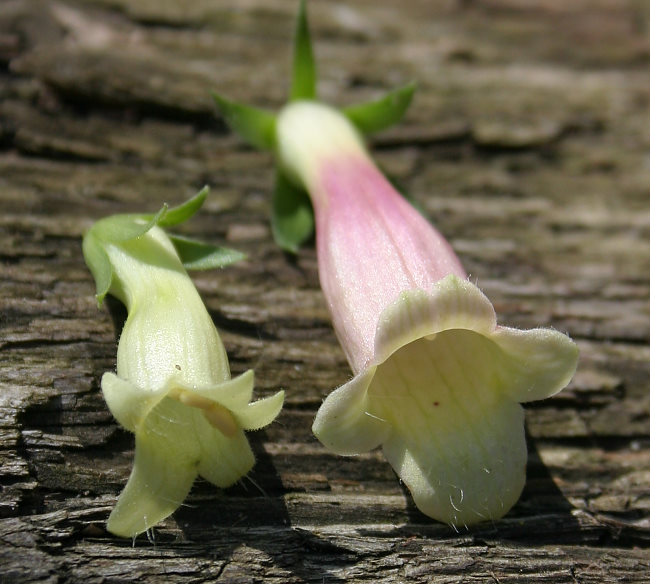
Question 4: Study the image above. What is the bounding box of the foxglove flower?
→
[213,2,578,527]
[83,188,284,537]
[278,103,578,526]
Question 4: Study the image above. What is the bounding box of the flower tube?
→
[213,2,578,527]
[83,189,284,537]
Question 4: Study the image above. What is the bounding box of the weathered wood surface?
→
[1,0,650,581]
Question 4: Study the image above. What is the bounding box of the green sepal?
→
[155,186,208,227]
[83,187,241,304]
[271,171,314,253]
[343,83,416,135]
[211,92,277,151]
[90,206,165,244]
[82,232,113,306]
[290,0,316,101]
[169,234,246,270]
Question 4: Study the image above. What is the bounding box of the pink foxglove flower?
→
[277,102,578,527]
[213,1,578,527]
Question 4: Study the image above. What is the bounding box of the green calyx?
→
[342,83,416,136]
[290,0,317,102]
[211,0,416,253]
[82,186,245,305]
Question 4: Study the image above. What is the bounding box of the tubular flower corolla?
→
[279,103,578,527]
[82,189,284,537]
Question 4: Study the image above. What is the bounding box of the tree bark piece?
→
[1,0,649,581]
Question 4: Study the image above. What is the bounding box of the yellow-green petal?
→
[107,401,199,537]
[101,373,168,433]
[185,369,256,411]
[233,390,285,431]
[196,422,256,488]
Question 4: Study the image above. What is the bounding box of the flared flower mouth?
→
[102,370,284,537]
[313,274,579,527]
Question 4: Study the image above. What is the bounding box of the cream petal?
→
[373,275,497,366]
[382,399,527,527]
[490,326,579,402]
[312,367,390,455]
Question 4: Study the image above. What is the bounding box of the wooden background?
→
[1,0,649,581]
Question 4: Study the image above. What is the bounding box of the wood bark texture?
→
[1,0,649,582]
